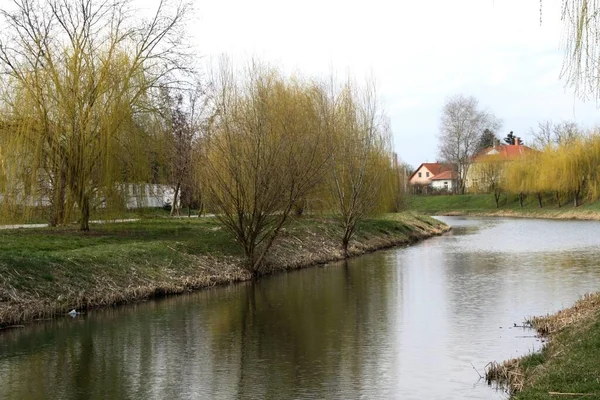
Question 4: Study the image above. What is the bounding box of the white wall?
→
[431,180,453,192]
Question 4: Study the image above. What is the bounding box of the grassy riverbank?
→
[0,213,448,327]
[486,293,600,399]
[407,194,600,220]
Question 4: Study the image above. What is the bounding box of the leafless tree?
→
[160,82,208,216]
[438,95,501,194]
[531,120,584,149]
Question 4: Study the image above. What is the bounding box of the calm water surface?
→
[2,216,600,399]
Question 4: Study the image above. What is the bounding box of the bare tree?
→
[531,120,554,149]
[159,82,208,216]
[531,120,584,149]
[438,94,501,194]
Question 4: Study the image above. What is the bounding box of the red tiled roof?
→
[473,144,536,161]
[430,170,457,180]
[408,162,454,181]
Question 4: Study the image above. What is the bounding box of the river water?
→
[2,216,600,399]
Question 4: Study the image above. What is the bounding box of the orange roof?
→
[473,144,536,161]
[430,170,457,180]
[409,162,454,181]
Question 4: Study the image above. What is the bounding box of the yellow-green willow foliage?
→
[201,62,399,271]
[504,134,600,207]
[503,154,543,207]
[202,63,329,274]
[316,79,394,256]
[562,1,600,101]
[0,0,190,230]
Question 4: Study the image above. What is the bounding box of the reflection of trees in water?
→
[214,255,397,398]
[0,253,397,399]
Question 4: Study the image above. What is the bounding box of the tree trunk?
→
[556,192,561,208]
[171,182,180,217]
[341,222,354,259]
[342,237,350,258]
[537,193,543,208]
[80,195,90,231]
[519,192,524,208]
[244,245,256,275]
[494,192,500,208]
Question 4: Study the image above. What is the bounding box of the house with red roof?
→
[408,162,457,193]
[465,140,536,191]
[430,170,459,192]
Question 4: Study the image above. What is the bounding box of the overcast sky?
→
[189,0,600,167]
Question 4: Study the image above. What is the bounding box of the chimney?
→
[514,137,520,146]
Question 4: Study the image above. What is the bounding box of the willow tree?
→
[317,79,393,257]
[202,63,328,274]
[504,155,539,207]
[0,0,190,230]
[554,136,600,206]
[561,0,600,100]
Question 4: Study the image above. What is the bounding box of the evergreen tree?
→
[477,128,498,153]
[504,131,523,145]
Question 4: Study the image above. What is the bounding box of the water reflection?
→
[2,217,600,399]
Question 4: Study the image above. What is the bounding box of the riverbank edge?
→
[421,209,600,221]
[0,216,450,328]
[485,292,600,397]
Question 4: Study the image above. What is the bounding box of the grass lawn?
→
[406,193,600,219]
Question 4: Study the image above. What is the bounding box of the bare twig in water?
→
[470,362,483,379]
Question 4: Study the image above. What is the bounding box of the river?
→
[2,216,600,399]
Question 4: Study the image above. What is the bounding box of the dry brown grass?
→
[485,359,526,393]
[0,255,251,327]
[528,293,600,336]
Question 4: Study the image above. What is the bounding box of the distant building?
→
[430,170,458,192]
[465,139,535,191]
[408,162,456,193]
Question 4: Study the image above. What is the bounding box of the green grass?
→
[513,312,600,399]
[406,193,600,217]
[0,217,241,297]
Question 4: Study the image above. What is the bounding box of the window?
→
[418,172,422,178]
[444,181,448,187]
[426,172,430,177]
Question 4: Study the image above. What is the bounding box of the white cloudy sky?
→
[189,0,600,167]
